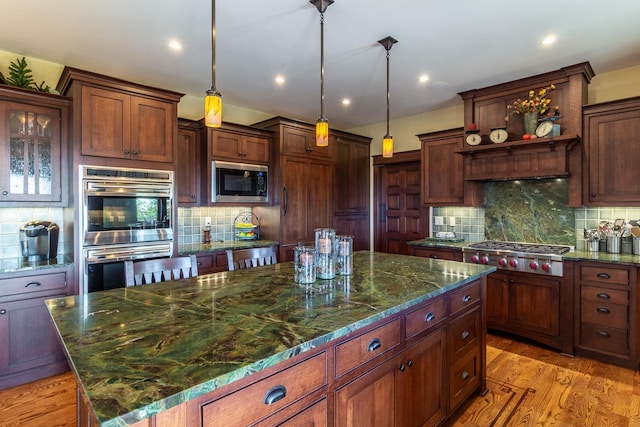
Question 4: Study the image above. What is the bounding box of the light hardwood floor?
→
[1,333,638,426]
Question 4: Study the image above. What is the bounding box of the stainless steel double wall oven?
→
[79,165,174,293]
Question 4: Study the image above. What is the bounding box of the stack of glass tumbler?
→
[294,228,353,284]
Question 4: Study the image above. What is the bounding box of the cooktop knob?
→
[480,255,490,264]
[529,261,539,270]
[541,262,551,272]
[509,258,518,268]
[470,254,479,263]
[498,257,508,266]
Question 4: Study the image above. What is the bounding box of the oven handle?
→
[85,243,173,264]
[85,182,172,198]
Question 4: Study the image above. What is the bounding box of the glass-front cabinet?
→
[0,88,70,205]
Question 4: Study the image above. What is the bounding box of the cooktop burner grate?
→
[466,240,571,255]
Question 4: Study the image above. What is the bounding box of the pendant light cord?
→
[211,0,216,91]
[320,11,325,118]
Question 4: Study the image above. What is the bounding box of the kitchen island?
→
[47,251,495,426]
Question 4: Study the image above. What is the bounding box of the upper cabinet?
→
[0,86,71,206]
[57,67,183,167]
[207,123,271,165]
[419,128,481,206]
[176,119,201,206]
[583,96,640,206]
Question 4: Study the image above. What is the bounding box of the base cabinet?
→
[0,266,73,389]
[574,261,637,368]
[195,252,229,274]
[409,245,462,261]
[486,270,572,354]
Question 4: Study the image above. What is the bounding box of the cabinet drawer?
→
[449,347,481,410]
[201,352,327,427]
[580,323,628,355]
[581,285,628,305]
[405,297,447,339]
[449,308,480,360]
[195,254,215,274]
[449,280,480,316]
[0,272,67,298]
[580,265,629,285]
[335,318,401,377]
[581,300,627,329]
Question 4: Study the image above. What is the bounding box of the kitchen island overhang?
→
[47,251,495,426]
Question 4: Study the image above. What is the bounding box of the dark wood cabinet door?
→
[397,328,447,427]
[273,399,327,427]
[420,129,465,206]
[334,213,369,251]
[176,125,199,205]
[334,137,369,212]
[282,127,330,158]
[243,135,270,163]
[584,97,640,206]
[486,272,510,327]
[0,295,67,384]
[80,85,130,159]
[130,96,174,163]
[510,273,560,337]
[335,355,397,427]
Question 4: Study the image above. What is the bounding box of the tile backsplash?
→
[0,207,70,258]
[177,206,252,244]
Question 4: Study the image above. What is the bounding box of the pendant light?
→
[205,0,222,128]
[378,36,397,158]
[310,0,333,147]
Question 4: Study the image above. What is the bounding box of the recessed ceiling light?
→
[342,98,351,106]
[418,75,429,83]
[542,34,557,45]
[275,75,286,85]
[168,39,182,50]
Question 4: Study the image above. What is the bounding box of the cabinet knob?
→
[399,364,406,372]
[1,191,7,196]
[406,360,413,368]
[430,254,438,259]
[461,330,470,340]
[0,309,6,315]
[591,193,597,198]
[463,294,472,303]
[424,312,435,322]
[461,371,470,380]
[124,149,130,154]
[132,150,138,155]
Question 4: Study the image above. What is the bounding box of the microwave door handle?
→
[283,186,287,216]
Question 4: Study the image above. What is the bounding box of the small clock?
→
[535,121,554,138]
[489,128,508,143]
[466,132,482,146]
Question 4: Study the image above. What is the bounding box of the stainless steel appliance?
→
[212,160,268,203]
[20,220,59,261]
[462,240,571,277]
[79,165,174,293]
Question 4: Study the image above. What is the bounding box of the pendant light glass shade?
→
[379,36,397,158]
[316,116,329,146]
[311,0,333,146]
[205,0,222,128]
[382,135,393,158]
[205,88,222,128]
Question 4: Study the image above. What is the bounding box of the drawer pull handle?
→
[463,295,472,303]
[424,312,436,322]
[430,254,438,259]
[597,330,610,337]
[0,309,6,315]
[367,338,381,352]
[596,293,610,299]
[461,330,470,340]
[596,307,610,314]
[597,273,611,279]
[263,385,287,405]
[25,281,42,288]
[461,371,470,380]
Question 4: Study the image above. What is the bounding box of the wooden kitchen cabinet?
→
[0,86,70,206]
[194,252,229,274]
[419,128,479,206]
[57,66,183,166]
[208,124,271,164]
[0,266,73,389]
[408,245,462,261]
[574,261,638,368]
[332,133,371,251]
[176,119,201,206]
[583,96,640,206]
[486,270,573,354]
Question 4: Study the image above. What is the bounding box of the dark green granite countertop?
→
[0,254,74,275]
[177,239,279,255]
[563,250,640,266]
[406,239,476,250]
[46,251,495,426]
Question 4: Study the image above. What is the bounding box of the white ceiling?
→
[2,1,640,130]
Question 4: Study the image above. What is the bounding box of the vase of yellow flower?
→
[506,84,556,136]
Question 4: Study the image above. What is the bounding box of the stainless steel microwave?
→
[211,160,269,203]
